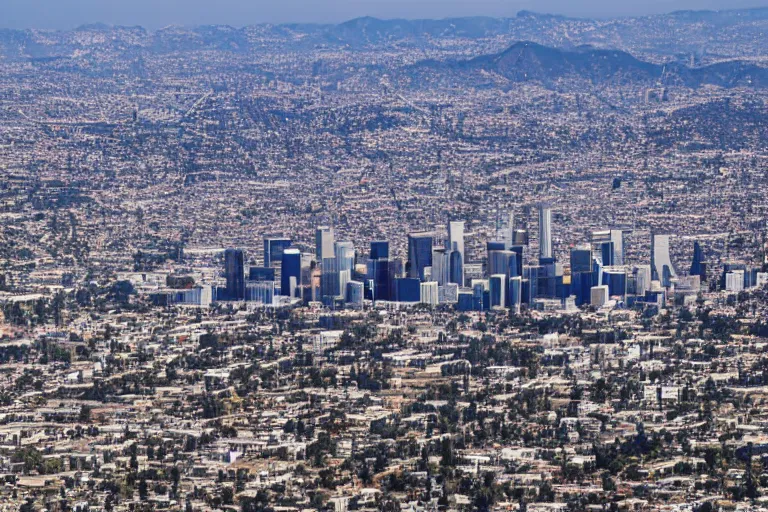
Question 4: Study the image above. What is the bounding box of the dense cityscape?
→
[1,5,768,512]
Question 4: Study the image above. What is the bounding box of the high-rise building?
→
[370,240,389,261]
[321,256,340,301]
[690,241,706,281]
[489,274,507,309]
[449,249,464,286]
[500,212,515,248]
[571,270,594,306]
[602,268,627,298]
[371,259,396,302]
[448,220,465,261]
[538,204,553,262]
[611,230,624,266]
[280,248,302,298]
[570,246,593,273]
[591,285,609,306]
[725,270,745,292]
[420,281,439,306]
[407,232,433,281]
[346,281,364,308]
[512,230,529,246]
[488,250,509,277]
[488,250,518,281]
[509,246,524,277]
[720,263,747,290]
[339,269,352,300]
[487,241,506,253]
[316,240,353,303]
[171,285,213,307]
[301,253,316,300]
[263,237,291,267]
[520,279,531,305]
[309,266,321,302]
[472,280,489,311]
[526,266,542,303]
[746,268,761,289]
[634,265,652,297]
[395,278,421,302]
[248,267,276,282]
[651,234,677,283]
[537,259,558,299]
[592,230,624,266]
[224,248,245,300]
[316,226,335,263]
[457,292,474,311]
[599,241,614,266]
[335,241,355,274]
[431,248,450,285]
[593,257,604,288]
[447,221,465,286]
[509,276,522,313]
[246,282,275,304]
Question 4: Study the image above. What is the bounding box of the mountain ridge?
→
[1,6,768,70]
[6,6,768,33]
[401,41,768,90]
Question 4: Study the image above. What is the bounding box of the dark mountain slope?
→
[401,41,768,90]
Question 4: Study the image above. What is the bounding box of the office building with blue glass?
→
[224,248,245,300]
[281,248,302,298]
[395,278,421,303]
[408,232,433,281]
[264,237,292,268]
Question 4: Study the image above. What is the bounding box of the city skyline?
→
[194,207,764,313]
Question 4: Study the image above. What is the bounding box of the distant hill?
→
[400,41,768,90]
[468,42,659,84]
[300,8,768,46]
[1,6,768,67]
[667,7,768,22]
[329,16,513,43]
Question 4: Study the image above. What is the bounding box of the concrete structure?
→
[590,285,609,306]
[538,204,553,261]
[420,281,439,306]
[651,234,677,284]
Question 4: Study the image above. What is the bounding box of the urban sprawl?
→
[1,7,768,512]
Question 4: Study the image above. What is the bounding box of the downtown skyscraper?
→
[224,248,245,300]
[538,204,553,262]
[408,232,433,281]
[448,220,465,285]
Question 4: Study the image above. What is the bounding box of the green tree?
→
[12,447,43,474]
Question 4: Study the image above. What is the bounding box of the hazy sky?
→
[3,0,767,29]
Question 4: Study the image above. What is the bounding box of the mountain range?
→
[1,7,768,60]
[1,8,767,92]
[402,41,768,90]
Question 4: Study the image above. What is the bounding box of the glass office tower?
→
[407,232,433,281]
[538,204,553,262]
[281,248,302,298]
[263,237,291,267]
[224,248,245,300]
